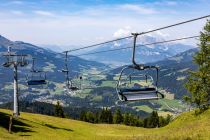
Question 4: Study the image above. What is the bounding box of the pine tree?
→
[143,118,149,128]
[148,111,159,128]
[123,112,130,125]
[86,111,95,123]
[94,112,100,123]
[158,114,172,127]
[80,111,87,121]
[113,109,123,124]
[185,20,210,110]
[99,108,107,123]
[165,114,172,124]
[107,109,113,124]
[129,114,135,126]
[55,101,65,118]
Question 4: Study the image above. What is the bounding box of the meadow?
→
[0,108,210,140]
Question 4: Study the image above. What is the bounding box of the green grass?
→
[0,108,210,140]
[100,81,116,87]
[176,76,186,81]
[2,83,13,90]
[153,99,186,111]
[91,95,103,102]
[134,105,153,113]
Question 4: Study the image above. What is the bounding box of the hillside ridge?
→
[0,108,209,140]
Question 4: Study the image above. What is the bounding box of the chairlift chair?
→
[116,33,164,101]
[27,71,47,85]
[2,55,12,67]
[66,78,80,91]
[2,48,14,67]
[61,51,80,92]
[27,58,47,86]
[19,55,28,67]
[2,48,28,67]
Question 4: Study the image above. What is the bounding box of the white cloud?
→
[119,4,158,14]
[147,31,170,39]
[113,26,134,38]
[34,10,54,16]
[0,1,206,47]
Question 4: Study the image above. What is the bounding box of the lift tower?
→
[2,46,28,117]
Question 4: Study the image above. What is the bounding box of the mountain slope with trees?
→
[0,35,109,104]
[110,48,199,99]
[0,108,210,140]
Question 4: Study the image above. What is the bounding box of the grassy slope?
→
[0,109,210,140]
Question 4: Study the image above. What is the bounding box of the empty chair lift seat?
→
[27,80,47,85]
[118,87,159,101]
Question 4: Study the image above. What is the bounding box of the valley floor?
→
[0,108,210,140]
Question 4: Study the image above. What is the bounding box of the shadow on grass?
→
[0,112,34,134]
[44,123,73,131]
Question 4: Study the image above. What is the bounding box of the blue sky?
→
[0,0,209,49]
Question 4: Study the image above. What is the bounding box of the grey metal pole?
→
[13,64,19,117]
[2,47,28,117]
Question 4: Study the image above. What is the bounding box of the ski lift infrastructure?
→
[1,15,209,117]
[26,58,47,86]
[2,46,28,117]
[39,15,209,100]
[116,33,164,101]
[59,51,80,92]
[61,15,210,101]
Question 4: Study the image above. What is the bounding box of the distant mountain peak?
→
[81,35,195,64]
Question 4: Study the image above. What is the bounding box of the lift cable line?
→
[75,35,199,56]
[65,36,133,53]
[64,14,210,53]
[134,15,210,36]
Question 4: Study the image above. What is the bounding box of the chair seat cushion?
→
[27,80,47,85]
[120,87,156,93]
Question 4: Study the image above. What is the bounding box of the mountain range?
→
[0,35,108,104]
[80,35,195,65]
[0,34,199,115]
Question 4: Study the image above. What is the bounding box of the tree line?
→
[79,108,172,128]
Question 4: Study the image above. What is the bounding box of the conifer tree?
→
[99,108,107,123]
[107,109,113,124]
[113,109,123,124]
[94,112,100,123]
[99,107,113,123]
[80,111,87,121]
[185,20,210,109]
[86,111,95,123]
[149,111,159,128]
[123,113,130,125]
[55,101,65,118]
